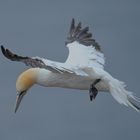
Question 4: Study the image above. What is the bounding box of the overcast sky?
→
[0,0,140,140]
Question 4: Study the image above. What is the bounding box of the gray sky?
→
[0,0,140,140]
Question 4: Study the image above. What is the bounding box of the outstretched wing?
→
[1,45,74,74]
[65,19,105,69]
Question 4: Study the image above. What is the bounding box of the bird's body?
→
[33,68,108,91]
[1,19,140,112]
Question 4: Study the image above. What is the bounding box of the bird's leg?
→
[89,79,101,101]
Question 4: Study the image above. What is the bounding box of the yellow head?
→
[15,68,39,113]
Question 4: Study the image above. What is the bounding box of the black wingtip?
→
[1,45,10,58]
[1,45,5,54]
[70,18,75,30]
[1,45,4,49]
[1,45,7,58]
[1,45,16,60]
[72,18,75,24]
[67,19,101,51]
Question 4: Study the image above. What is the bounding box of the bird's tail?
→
[108,77,140,112]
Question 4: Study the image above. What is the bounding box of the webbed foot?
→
[89,79,101,101]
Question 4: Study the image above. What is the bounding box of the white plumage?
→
[65,41,105,69]
[1,19,140,112]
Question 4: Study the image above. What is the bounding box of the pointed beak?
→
[14,91,26,113]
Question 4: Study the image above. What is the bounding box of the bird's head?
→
[15,68,39,113]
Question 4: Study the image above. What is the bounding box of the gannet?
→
[1,19,140,113]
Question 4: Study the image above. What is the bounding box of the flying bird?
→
[1,19,140,113]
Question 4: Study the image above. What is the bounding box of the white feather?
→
[65,41,105,69]
[106,76,140,112]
